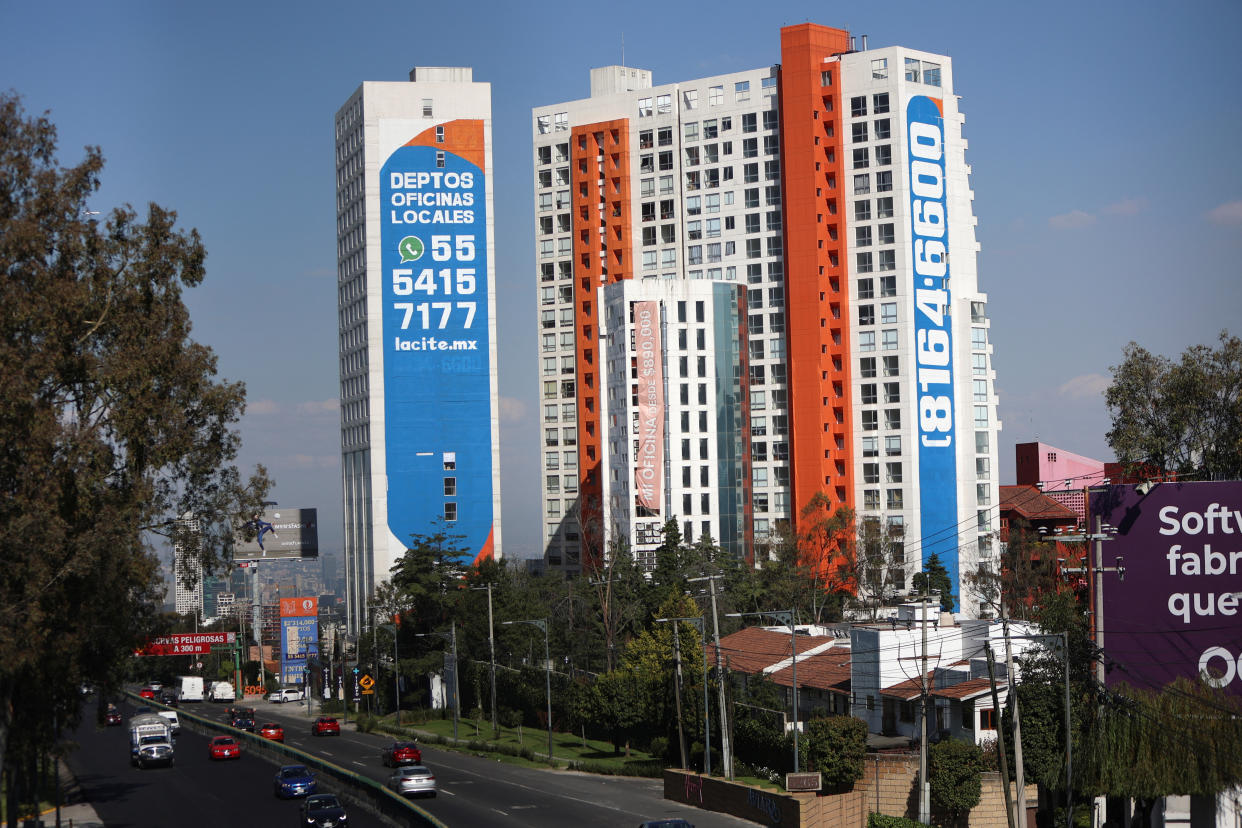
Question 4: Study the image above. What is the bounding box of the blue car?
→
[273,764,317,799]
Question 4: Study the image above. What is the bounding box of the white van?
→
[176,676,204,703]
[209,681,235,702]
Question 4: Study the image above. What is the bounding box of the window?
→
[859,331,876,352]
[687,196,701,215]
[684,121,699,141]
[973,353,988,376]
[885,409,901,429]
[435,125,445,143]
[882,329,898,350]
[864,463,879,484]
[863,436,878,457]
[972,328,988,350]
[878,250,896,271]
[763,135,780,155]
[883,355,900,376]
[639,129,654,149]
[884,382,901,404]
[852,122,868,143]
[975,405,989,427]
[887,489,904,510]
[975,430,990,454]
[861,384,877,404]
[886,435,902,456]
[872,58,888,79]
[659,151,673,171]
[708,85,723,106]
[923,62,942,87]
[880,302,897,324]
[853,147,869,169]
[905,58,921,83]
[856,226,872,247]
[684,89,698,109]
[742,112,757,133]
[886,462,903,483]
[862,410,878,431]
[735,80,750,101]
[763,110,778,130]
[422,98,434,117]
[444,503,458,521]
[435,151,445,168]
[859,357,876,378]
[872,93,890,114]
[875,171,893,192]
[638,97,653,117]
[851,96,867,117]
[876,196,894,219]
[875,145,892,166]
[874,119,891,140]
[656,94,671,114]
[537,115,551,135]
[853,174,870,195]
[865,489,880,509]
[880,275,897,297]
[858,305,875,326]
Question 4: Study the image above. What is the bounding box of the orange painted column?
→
[570,120,632,567]
[779,24,856,563]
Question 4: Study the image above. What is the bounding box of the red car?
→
[104,708,122,726]
[208,736,240,760]
[139,688,156,700]
[311,716,340,737]
[381,741,422,767]
[259,722,285,742]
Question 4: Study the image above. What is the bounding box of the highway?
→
[66,698,757,827]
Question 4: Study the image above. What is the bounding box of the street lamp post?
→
[378,623,401,725]
[470,583,499,738]
[503,618,552,765]
[728,609,798,773]
[656,616,711,775]
[414,622,458,742]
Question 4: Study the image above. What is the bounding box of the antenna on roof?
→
[621,32,625,67]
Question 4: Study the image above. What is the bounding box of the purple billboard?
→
[1093,481,1242,696]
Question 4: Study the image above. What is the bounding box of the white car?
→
[266,688,304,703]
[157,710,180,734]
[387,765,436,797]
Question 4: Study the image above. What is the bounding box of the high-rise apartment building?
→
[533,24,1000,615]
[336,67,502,634]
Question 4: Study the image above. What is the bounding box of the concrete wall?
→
[666,753,1038,827]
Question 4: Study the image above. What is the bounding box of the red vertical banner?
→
[634,301,664,515]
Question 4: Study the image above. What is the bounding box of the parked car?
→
[258,722,284,742]
[299,794,347,828]
[381,741,422,767]
[273,764,317,799]
[208,736,240,760]
[265,687,304,703]
[311,716,340,737]
[387,764,436,797]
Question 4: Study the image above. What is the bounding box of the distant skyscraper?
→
[335,67,502,634]
[173,516,204,619]
[533,24,1000,615]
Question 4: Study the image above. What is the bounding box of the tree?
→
[854,516,907,620]
[803,715,867,788]
[796,493,855,624]
[928,738,984,825]
[0,94,268,789]
[912,553,955,612]
[965,520,1064,621]
[389,523,470,632]
[1105,332,1242,480]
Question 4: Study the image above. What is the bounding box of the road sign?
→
[358,674,375,690]
[134,632,237,657]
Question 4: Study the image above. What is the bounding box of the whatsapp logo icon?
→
[398,236,425,262]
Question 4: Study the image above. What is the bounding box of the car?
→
[381,741,422,767]
[299,793,347,827]
[104,707,122,726]
[157,689,179,706]
[265,687,304,703]
[258,722,284,742]
[637,821,695,828]
[273,764,317,799]
[157,710,180,734]
[139,687,156,700]
[147,681,163,692]
[387,764,436,797]
[231,715,256,732]
[311,716,340,737]
[208,736,240,760]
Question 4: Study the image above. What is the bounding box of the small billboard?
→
[233,508,318,560]
[1094,481,1242,696]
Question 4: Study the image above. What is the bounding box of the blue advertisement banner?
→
[906,95,960,604]
[280,616,318,685]
[380,125,494,564]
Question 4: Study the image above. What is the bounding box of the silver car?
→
[387,764,436,797]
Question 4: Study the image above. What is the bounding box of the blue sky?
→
[3,0,1239,561]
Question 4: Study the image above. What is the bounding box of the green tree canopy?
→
[912,553,955,612]
[1106,332,1242,480]
[0,93,268,784]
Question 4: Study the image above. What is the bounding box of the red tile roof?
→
[999,485,1080,521]
[709,627,836,674]
[931,677,1001,701]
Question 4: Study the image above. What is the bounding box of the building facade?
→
[335,67,502,634]
[533,24,1000,615]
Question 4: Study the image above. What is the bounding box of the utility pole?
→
[1001,603,1026,828]
[986,643,1016,828]
[470,583,499,738]
[728,609,798,773]
[670,620,688,767]
[919,589,931,826]
[689,573,732,779]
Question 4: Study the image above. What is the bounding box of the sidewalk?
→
[33,756,105,828]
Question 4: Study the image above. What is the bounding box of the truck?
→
[129,713,174,768]
[208,680,235,702]
[176,675,204,703]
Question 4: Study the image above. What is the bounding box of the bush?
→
[648,736,669,761]
[869,814,924,828]
[355,714,380,734]
[804,716,867,788]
